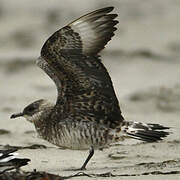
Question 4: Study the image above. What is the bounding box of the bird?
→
[0,148,30,174]
[11,7,170,170]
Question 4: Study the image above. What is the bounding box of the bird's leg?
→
[80,146,94,170]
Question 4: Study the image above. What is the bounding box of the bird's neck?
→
[33,106,54,139]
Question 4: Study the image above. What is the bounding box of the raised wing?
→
[36,57,62,96]
[40,7,124,128]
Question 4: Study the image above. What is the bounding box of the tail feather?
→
[147,123,170,130]
[122,121,170,142]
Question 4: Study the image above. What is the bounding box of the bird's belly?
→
[39,121,110,150]
[52,128,93,150]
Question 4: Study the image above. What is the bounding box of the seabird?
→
[11,7,170,170]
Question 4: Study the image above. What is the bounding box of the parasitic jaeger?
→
[11,7,170,170]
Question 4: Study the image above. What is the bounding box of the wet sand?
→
[0,0,180,179]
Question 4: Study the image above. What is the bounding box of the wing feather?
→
[68,7,118,55]
[36,57,62,95]
[39,7,124,128]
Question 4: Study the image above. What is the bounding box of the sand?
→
[0,0,180,179]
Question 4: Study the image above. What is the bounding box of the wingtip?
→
[68,6,118,55]
[94,6,115,16]
[41,6,119,59]
[102,6,114,12]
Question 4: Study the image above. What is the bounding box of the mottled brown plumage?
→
[11,7,170,170]
[36,7,124,150]
[40,7,123,130]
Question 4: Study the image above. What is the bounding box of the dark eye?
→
[27,106,35,112]
[24,105,36,115]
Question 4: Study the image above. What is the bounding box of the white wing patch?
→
[69,7,118,55]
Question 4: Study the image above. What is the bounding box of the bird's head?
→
[10,99,53,123]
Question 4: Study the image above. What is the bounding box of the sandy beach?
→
[0,0,180,179]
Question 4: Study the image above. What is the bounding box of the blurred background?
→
[0,0,180,177]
